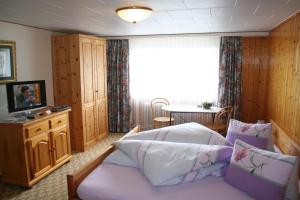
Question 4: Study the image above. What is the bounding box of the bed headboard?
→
[271,119,300,178]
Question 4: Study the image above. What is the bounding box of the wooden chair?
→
[205,106,233,135]
[151,98,175,129]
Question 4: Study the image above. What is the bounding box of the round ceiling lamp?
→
[116,6,153,23]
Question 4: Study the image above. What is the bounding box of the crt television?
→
[6,80,47,113]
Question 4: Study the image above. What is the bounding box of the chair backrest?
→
[215,106,233,129]
[151,98,170,118]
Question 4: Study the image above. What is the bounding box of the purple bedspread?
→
[77,163,254,200]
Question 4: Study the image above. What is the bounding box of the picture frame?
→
[0,40,17,83]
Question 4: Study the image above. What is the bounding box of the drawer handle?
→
[36,128,42,132]
[57,120,62,124]
[59,132,66,135]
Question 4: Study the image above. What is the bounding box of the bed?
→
[67,120,300,200]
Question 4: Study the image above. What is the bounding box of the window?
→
[129,36,220,104]
[129,36,220,129]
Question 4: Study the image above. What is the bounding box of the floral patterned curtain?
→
[218,36,242,119]
[107,40,131,133]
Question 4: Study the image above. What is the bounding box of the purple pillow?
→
[226,119,273,150]
[224,140,298,200]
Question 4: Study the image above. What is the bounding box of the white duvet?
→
[122,122,230,145]
[104,123,233,186]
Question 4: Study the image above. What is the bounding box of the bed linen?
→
[104,123,232,186]
[77,163,254,200]
[122,122,230,146]
[104,122,229,169]
[226,119,274,151]
[106,140,232,186]
[225,140,299,200]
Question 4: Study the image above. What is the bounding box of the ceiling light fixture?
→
[116,6,153,23]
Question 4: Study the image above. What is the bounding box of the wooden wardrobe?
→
[52,34,108,152]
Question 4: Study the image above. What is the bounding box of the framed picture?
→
[0,40,16,83]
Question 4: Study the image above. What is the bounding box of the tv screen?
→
[6,80,47,113]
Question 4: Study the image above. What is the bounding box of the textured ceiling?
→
[0,0,299,36]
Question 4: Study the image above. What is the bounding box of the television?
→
[6,80,47,113]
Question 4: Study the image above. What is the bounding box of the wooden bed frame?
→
[67,121,300,200]
[67,126,140,200]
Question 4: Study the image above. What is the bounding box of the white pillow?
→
[226,119,274,151]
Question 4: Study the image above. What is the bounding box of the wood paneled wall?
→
[241,37,269,123]
[241,12,300,145]
[267,12,300,145]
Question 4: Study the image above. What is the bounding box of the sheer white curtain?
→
[129,36,220,130]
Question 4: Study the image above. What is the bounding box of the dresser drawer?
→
[50,114,67,129]
[26,121,49,138]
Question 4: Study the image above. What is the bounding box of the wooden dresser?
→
[0,109,72,187]
[52,34,108,152]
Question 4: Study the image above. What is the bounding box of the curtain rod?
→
[105,31,269,39]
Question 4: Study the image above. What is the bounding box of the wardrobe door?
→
[97,99,107,138]
[94,39,108,138]
[80,37,97,148]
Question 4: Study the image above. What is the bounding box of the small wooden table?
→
[161,105,221,125]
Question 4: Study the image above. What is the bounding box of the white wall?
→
[0,21,55,118]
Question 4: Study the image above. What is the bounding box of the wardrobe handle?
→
[39,141,48,145]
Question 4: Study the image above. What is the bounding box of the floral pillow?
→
[226,119,274,150]
[224,140,298,200]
